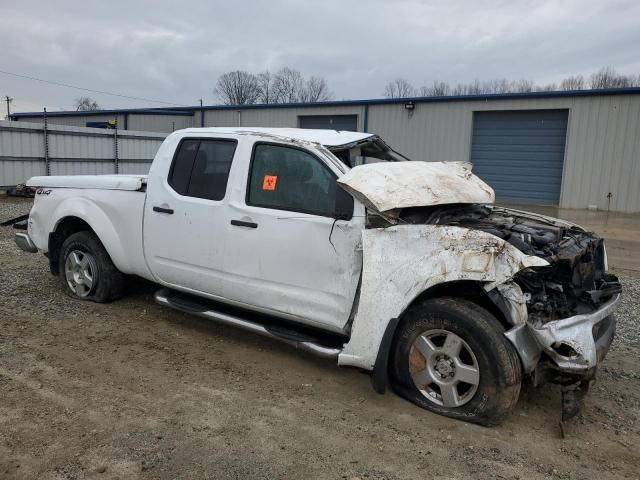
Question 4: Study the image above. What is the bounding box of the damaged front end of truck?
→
[337,161,621,422]
[408,203,622,421]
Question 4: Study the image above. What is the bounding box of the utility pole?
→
[3,95,13,119]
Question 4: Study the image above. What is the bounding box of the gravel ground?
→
[611,277,640,353]
[1,196,639,480]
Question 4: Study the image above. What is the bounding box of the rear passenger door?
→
[143,137,237,295]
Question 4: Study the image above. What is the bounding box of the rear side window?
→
[168,139,237,201]
[247,143,338,217]
[168,139,198,194]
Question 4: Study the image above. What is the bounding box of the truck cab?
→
[142,129,365,333]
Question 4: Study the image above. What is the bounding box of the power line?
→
[0,69,186,107]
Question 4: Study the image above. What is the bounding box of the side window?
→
[168,139,237,201]
[247,143,339,217]
[168,139,198,195]
[187,140,236,200]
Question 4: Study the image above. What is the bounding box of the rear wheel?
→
[58,231,124,303]
[390,297,522,426]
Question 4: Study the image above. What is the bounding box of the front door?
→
[221,142,364,333]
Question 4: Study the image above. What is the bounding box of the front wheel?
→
[390,297,522,426]
[58,231,124,303]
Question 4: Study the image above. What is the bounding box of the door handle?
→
[230,219,258,228]
[153,206,174,214]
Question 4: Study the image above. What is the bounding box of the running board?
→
[154,289,342,360]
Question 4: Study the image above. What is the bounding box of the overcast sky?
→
[1,0,639,114]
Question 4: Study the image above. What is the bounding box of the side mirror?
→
[333,187,354,220]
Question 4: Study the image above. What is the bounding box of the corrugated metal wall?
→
[127,114,194,132]
[0,120,166,186]
[367,94,640,212]
[204,105,365,130]
[10,94,640,212]
[0,123,47,184]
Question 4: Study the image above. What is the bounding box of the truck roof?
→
[178,127,376,148]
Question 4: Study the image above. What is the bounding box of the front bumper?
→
[505,294,620,374]
[15,232,38,253]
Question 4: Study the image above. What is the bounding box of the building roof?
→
[11,87,640,119]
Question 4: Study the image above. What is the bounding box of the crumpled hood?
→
[337,161,495,216]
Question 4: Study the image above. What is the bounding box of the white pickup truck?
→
[14,127,621,425]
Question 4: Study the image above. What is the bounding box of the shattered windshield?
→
[325,136,412,168]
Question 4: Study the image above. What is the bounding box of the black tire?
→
[58,231,124,303]
[390,297,522,426]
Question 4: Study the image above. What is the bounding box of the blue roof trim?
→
[11,87,640,118]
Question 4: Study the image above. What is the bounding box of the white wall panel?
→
[0,160,46,186]
[117,161,153,175]
[49,161,115,176]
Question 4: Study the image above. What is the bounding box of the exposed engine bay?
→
[398,204,622,327]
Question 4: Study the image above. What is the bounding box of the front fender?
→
[338,225,548,370]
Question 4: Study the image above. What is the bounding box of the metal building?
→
[11,88,640,212]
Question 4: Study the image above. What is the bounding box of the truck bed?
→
[24,177,151,279]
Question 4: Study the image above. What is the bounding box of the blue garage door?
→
[471,110,568,204]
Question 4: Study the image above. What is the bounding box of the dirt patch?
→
[1,197,638,479]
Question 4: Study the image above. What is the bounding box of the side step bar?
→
[154,289,342,360]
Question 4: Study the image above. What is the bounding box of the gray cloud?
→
[1,0,639,113]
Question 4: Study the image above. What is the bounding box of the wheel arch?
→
[401,280,511,330]
[368,280,512,395]
[47,199,128,275]
[48,216,93,274]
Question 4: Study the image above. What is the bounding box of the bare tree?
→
[383,78,415,98]
[272,67,305,103]
[560,75,585,90]
[216,67,333,104]
[450,83,467,95]
[74,97,100,111]
[465,80,484,95]
[589,67,631,89]
[383,67,638,100]
[418,81,450,97]
[257,71,274,104]
[535,83,558,92]
[300,76,331,102]
[214,70,261,105]
[512,79,535,92]
[486,79,514,94]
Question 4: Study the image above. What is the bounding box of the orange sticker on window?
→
[262,175,278,191]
